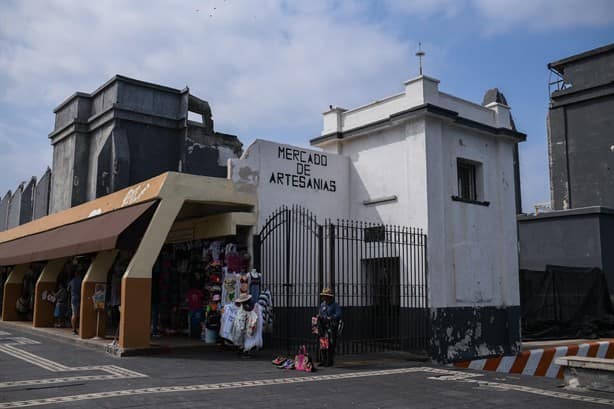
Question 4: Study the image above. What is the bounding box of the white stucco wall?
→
[315,75,521,312]
[320,119,429,230]
[229,139,350,229]
[233,76,520,314]
[425,119,519,309]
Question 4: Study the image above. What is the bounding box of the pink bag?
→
[294,345,306,371]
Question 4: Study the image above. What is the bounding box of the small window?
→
[457,159,477,201]
[364,225,386,243]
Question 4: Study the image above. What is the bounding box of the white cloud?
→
[0,0,424,193]
[472,0,614,32]
[383,0,462,18]
[384,0,614,32]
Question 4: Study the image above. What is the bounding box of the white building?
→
[231,75,525,362]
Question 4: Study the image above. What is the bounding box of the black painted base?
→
[430,305,521,364]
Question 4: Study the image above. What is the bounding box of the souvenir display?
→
[146,236,271,354]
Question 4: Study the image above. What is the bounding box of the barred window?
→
[457,159,477,201]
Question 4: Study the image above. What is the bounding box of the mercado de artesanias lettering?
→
[268,146,337,192]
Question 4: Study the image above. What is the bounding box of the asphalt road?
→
[0,323,613,408]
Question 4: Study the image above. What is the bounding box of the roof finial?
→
[416,42,425,76]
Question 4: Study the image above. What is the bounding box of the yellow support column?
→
[119,198,182,349]
[1,264,30,321]
[80,250,118,339]
[33,258,67,328]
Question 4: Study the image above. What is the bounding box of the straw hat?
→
[235,293,252,303]
[320,288,334,297]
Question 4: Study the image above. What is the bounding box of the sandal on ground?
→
[276,359,293,369]
[272,356,286,365]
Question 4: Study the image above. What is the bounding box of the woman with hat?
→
[230,293,263,357]
[316,288,342,367]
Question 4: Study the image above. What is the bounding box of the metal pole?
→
[329,222,336,294]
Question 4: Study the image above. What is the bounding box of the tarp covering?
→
[0,201,157,266]
[520,265,614,340]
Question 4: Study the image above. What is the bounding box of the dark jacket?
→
[318,300,342,321]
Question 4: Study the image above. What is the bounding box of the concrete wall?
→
[599,212,614,294]
[427,122,518,308]
[549,96,614,210]
[316,75,522,362]
[334,119,428,229]
[0,191,10,231]
[518,208,614,294]
[229,139,350,229]
[50,135,75,214]
[117,81,182,119]
[19,177,36,225]
[548,45,614,210]
[88,124,115,200]
[6,184,23,229]
[46,75,243,215]
[556,48,614,92]
[0,169,51,231]
[32,169,51,220]
[424,118,520,362]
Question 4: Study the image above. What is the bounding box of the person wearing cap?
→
[316,288,342,366]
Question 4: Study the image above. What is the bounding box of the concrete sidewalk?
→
[0,320,213,356]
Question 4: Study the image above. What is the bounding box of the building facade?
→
[547,43,614,210]
[519,43,614,294]
[1,74,524,363]
[231,75,525,362]
[49,75,242,213]
[0,75,243,231]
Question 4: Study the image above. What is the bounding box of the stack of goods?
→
[271,346,315,372]
[201,264,222,343]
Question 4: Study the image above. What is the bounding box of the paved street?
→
[0,324,613,408]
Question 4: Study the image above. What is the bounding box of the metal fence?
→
[255,206,429,356]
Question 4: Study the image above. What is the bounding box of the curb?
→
[453,340,614,378]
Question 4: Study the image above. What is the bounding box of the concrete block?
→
[556,356,614,392]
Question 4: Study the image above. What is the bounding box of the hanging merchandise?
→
[249,270,261,300]
[243,302,263,352]
[202,294,221,344]
[240,251,251,273]
[222,273,239,305]
[219,302,239,341]
[238,273,249,295]
[225,243,242,273]
[258,289,274,333]
[227,294,263,352]
[210,240,224,262]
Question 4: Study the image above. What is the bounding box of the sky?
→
[0,0,613,213]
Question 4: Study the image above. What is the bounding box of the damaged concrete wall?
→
[0,191,10,231]
[33,168,51,220]
[518,208,614,295]
[19,177,36,225]
[426,120,521,363]
[548,45,614,210]
[49,134,76,214]
[6,184,23,230]
[184,124,243,178]
[47,75,243,213]
[431,306,521,363]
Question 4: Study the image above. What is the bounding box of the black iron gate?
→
[255,205,429,355]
